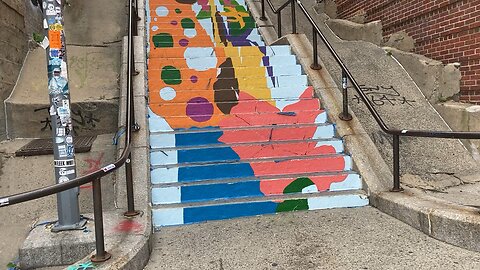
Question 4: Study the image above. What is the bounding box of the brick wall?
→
[335,0,480,104]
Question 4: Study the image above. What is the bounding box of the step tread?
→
[152,174,362,205]
[152,190,369,227]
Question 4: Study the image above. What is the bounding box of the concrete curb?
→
[70,7,152,269]
[246,0,480,253]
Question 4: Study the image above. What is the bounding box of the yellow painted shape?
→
[219,7,250,28]
[224,47,274,104]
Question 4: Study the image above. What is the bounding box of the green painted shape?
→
[196,10,211,20]
[161,66,181,85]
[153,33,173,48]
[276,199,309,212]
[283,177,315,194]
[175,8,182,14]
[181,18,195,29]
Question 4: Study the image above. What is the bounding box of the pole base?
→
[390,187,404,192]
[310,63,322,70]
[50,218,88,232]
[124,210,141,217]
[91,251,112,263]
[338,112,353,121]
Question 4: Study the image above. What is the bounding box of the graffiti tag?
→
[350,85,416,107]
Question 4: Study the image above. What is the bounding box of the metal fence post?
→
[277,12,282,38]
[338,70,353,121]
[291,0,296,34]
[260,0,267,20]
[391,135,403,192]
[310,29,322,70]
[90,178,111,262]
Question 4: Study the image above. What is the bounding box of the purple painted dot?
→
[186,97,214,122]
[171,20,178,25]
[190,75,198,83]
[179,39,189,47]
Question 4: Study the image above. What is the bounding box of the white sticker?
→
[62,100,70,110]
[55,137,64,144]
[49,105,56,116]
[54,159,75,167]
[102,164,116,172]
[57,128,65,137]
[65,136,73,144]
[58,176,69,183]
[39,36,50,49]
[59,168,75,176]
[46,4,56,15]
[0,198,9,206]
[58,145,67,157]
[401,130,408,134]
[43,19,48,29]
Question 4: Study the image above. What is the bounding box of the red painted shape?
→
[114,219,143,234]
[82,152,105,175]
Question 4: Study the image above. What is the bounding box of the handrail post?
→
[291,0,296,34]
[260,0,267,20]
[124,155,140,216]
[310,29,322,70]
[277,12,282,38]
[391,135,403,192]
[339,70,353,121]
[90,178,111,263]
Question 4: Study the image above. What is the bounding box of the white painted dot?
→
[160,87,176,101]
[154,18,158,22]
[152,26,159,31]
[184,48,217,71]
[184,29,197,38]
[156,6,169,17]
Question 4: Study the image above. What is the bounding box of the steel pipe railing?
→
[261,0,480,191]
[0,0,141,262]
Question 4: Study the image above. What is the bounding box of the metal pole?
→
[339,70,353,121]
[391,135,403,192]
[260,0,267,21]
[90,178,111,262]
[310,29,321,70]
[42,0,86,232]
[278,12,282,38]
[291,0,296,34]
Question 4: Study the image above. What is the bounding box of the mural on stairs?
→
[147,0,368,226]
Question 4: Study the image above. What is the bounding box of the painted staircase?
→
[146,0,368,228]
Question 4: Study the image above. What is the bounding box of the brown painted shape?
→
[214,58,239,114]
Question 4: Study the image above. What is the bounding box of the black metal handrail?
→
[0,0,140,263]
[261,0,480,191]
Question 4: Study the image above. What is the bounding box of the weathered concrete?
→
[0,133,116,268]
[385,47,461,104]
[146,207,480,270]
[4,0,127,139]
[384,31,415,52]
[326,19,383,46]
[313,0,337,19]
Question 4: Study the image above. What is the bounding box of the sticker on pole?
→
[54,159,75,167]
[0,198,9,206]
[102,164,116,172]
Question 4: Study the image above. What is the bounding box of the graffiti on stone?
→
[35,105,100,133]
[350,85,416,107]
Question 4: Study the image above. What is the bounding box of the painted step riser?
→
[149,76,308,90]
[148,55,297,68]
[150,140,345,166]
[151,155,351,184]
[147,46,292,58]
[152,174,362,205]
[150,124,335,149]
[148,65,302,77]
[152,193,369,227]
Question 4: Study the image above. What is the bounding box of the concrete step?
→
[148,54,298,68]
[5,47,119,139]
[148,65,302,79]
[150,123,335,148]
[150,139,345,166]
[152,190,369,227]
[147,45,293,58]
[152,173,362,204]
[151,154,352,184]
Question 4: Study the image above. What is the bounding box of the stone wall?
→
[335,0,480,104]
[0,0,42,139]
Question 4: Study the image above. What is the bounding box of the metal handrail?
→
[0,0,140,262]
[262,0,480,191]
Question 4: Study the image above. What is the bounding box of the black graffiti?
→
[35,106,100,132]
[350,85,416,107]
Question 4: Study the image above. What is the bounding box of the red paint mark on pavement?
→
[114,220,143,233]
[82,152,105,175]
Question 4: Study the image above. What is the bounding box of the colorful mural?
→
[147,0,368,226]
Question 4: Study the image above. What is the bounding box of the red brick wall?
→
[335,0,480,103]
